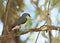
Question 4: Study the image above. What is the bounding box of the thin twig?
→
[0,25,60,39]
[0,25,60,38]
[50,0,60,10]
[47,0,51,43]
[35,21,46,43]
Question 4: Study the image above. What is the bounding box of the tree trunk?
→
[1,29,20,43]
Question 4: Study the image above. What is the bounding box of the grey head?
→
[22,13,31,18]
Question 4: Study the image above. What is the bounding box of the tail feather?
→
[9,24,16,31]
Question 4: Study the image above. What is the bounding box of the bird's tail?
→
[9,24,16,31]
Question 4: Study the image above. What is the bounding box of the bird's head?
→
[22,13,31,19]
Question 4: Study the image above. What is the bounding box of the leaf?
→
[51,0,60,7]
[42,31,48,38]
[35,10,39,18]
[29,36,35,41]
[29,33,36,41]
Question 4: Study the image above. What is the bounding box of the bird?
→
[9,13,31,31]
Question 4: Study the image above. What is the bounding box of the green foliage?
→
[0,0,3,5]
[56,14,60,25]
[1,0,60,43]
[50,0,60,7]
[29,35,35,41]
[35,10,39,18]
[0,0,4,19]
[25,18,32,29]
[29,33,36,42]
[42,31,48,38]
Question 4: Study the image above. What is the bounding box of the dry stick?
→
[47,0,52,43]
[34,0,43,43]
[35,0,51,43]
[0,25,60,39]
[35,0,49,43]
[35,21,46,43]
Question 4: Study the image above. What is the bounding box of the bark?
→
[0,0,20,43]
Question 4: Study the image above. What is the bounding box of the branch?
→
[35,22,46,43]
[3,0,12,34]
[0,25,60,39]
[20,25,60,35]
[50,0,60,10]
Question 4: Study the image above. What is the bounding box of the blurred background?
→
[0,0,60,43]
